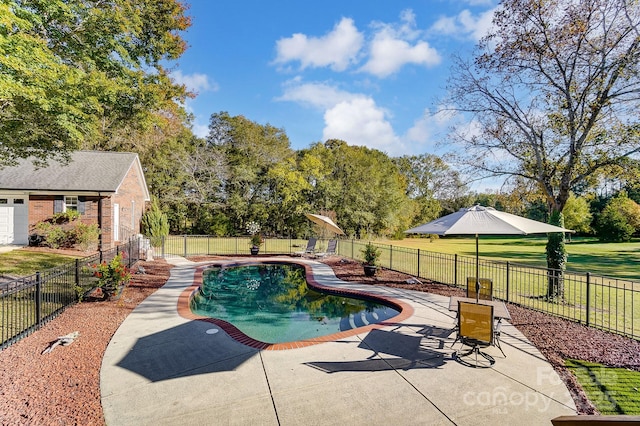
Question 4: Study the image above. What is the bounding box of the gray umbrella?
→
[405,205,572,301]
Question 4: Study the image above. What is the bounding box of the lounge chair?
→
[293,238,317,257]
[454,301,495,368]
[315,239,338,258]
[467,277,493,301]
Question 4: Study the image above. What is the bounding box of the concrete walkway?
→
[101,256,577,425]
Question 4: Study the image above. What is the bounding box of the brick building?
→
[0,151,150,249]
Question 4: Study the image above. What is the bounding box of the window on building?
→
[0,199,7,204]
[14,198,24,204]
[65,196,78,211]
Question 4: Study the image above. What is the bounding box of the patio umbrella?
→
[305,213,345,235]
[404,205,572,301]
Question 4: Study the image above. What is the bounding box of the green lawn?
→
[0,250,81,276]
[566,359,640,415]
[378,236,640,281]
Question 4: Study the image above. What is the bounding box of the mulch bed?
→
[0,259,173,425]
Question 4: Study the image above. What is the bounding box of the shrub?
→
[141,199,169,247]
[91,253,131,295]
[361,243,381,266]
[596,192,640,242]
[52,210,80,224]
[34,215,99,250]
[74,222,100,251]
[597,206,635,242]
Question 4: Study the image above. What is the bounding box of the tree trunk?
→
[546,210,567,300]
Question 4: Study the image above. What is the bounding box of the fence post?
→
[161,236,165,258]
[417,249,420,278]
[351,239,354,259]
[75,259,80,294]
[454,254,458,286]
[183,235,187,257]
[506,261,510,303]
[586,272,591,327]
[35,272,42,327]
[128,238,133,267]
[389,245,393,270]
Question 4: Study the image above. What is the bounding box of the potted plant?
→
[361,243,381,277]
[246,221,262,255]
[249,233,263,255]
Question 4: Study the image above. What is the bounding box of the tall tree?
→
[207,112,295,234]
[446,0,640,296]
[0,0,190,166]
[300,140,410,237]
[393,154,469,223]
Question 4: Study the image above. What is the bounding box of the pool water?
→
[190,263,400,343]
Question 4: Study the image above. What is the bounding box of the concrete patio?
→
[100,256,577,425]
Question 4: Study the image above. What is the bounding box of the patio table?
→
[448,296,511,321]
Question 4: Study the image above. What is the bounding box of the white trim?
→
[113,203,120,241]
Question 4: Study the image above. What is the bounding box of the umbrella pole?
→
[475,233,480,303]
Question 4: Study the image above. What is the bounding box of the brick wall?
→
[28,196,55,227]
[112,162,148,243]
[28,195,114,249]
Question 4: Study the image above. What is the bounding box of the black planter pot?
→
[250,246,260,255]
[363,265,377,277]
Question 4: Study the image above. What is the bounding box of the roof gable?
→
[0,151,144,193]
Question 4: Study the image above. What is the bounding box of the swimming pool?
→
[189,262,400,344]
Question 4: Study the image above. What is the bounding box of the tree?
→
[141,198,170,247]
[393,154,469,225]
[0,0,190,166]
[206,112,295,235]
[562,193,593,235]
[446,0,640,297]
[299,140,410,237]
[596,191,640,242]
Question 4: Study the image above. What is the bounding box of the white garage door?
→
[0,196,28,245]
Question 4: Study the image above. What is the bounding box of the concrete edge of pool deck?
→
[100,255,578,426]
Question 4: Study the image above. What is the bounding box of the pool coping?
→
[176,258,414,350]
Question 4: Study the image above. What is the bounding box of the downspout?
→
[98,192,103,251]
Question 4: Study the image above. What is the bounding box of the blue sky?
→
[171,0,498,159]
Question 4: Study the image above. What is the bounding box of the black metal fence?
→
[1,238,142,350]
[4,234,635,350]
[155,235,639,341]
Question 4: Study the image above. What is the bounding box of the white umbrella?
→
[404,205,572,301]
[305,213,345,236]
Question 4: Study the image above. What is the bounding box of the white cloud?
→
[277,79,358,109]
[405,106,458,153]
[171,70,218,93]
[323,97,403,155]
[430,8,496,41]
[360,9,441,78]
[191,121,209,138]
[273,18,364,71]
[277,79,403,154]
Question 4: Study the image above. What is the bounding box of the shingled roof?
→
[0,151,148,195]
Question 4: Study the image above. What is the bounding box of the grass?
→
[379,236,640,281]
[566,359,640,415]
[0,250,81,276]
